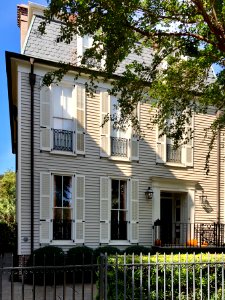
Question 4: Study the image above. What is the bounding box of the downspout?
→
[29,58,36,253]
[217,111,221,225]
[217,128,221,224]
[216,111,221,246]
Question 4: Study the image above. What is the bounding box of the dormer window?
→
[77,34,104,68]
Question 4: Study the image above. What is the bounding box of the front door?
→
[160,192,186,245]
[160,193,173,245]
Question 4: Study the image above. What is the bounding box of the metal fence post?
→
[99,254,105,300]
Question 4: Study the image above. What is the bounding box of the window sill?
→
[108,156,131,162]
[50,240,75,246]
[109,240,131,246]
[50,150,77,156]
[157,161,193,168]
[165,162,186,167]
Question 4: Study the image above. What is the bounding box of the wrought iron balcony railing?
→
[111,137,128,157]
[53,129,73,152]
[53,219,72,240]
[153,222,225,247]
[166,144,182,163]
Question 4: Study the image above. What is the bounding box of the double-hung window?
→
[40,172,85,244]
[40,83,86,155]
[77,34,103,68]
[100,177,139,244]
[156,117,194,166]
[52,86,74,152]
[100,91,139,161]
[53,175,73,240]
[111,180,128,240]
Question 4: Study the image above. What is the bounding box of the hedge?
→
[25,246,65,285]
[102,253,225,299]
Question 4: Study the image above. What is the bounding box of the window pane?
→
[63,208,72,220]
[63,176,72,207]
[53,86,63,118]
[63,87,73,119]
[54,208,62,220]
[54,175,62,207]
[111,179,127,240]
[120,181,126,210]
[62,119,73,131]
[83,35,92,48]
[53,118,63,130]
[112,180,119,209]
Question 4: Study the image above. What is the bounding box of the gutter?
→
[29,57,36,253]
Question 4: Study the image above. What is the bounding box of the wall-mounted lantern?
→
[145,187,153,200]
[199,191,207,204]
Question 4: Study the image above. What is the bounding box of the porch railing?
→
[53,129,73,152]
[111,137,128,157]
[166,144,182,163]
[153,222,225,247]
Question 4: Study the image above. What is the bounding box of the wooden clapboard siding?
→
[18,69,224,254]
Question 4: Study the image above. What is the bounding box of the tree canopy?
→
[0,171,16,227]
[40,0,225,171]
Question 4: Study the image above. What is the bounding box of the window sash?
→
[53,175,73,241]
[111,179,127,240]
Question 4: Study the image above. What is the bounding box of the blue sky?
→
[0,0,47,174]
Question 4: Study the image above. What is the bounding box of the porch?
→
[153,222,225,247]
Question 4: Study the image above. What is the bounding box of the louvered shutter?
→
[40,172,51,244]
[75,175,85,243]
[131,135,139,160]
[76,85,86,154]
[185,115,194,166]
[131,104,139,160]
[100,177,110,243]
[156,126,166,163]
[40,85,51,151]
[100,92,110,157]
[130,179,139,243]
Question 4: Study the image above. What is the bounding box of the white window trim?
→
[156,123,193,168]
[110,178,129,243]
[50,172,76,245]
[100,91,139,162]
[40,81,86,156]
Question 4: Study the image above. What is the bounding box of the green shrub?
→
[26,246,65,285]
[124,245,150,255]
[101,253,225,299]
[67,246,94,264]
[94,246,120,260]
[66,246,94,283]
[0,223,16,253]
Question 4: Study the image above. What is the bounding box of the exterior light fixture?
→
[145,187,153,200]
[199,191,207,204]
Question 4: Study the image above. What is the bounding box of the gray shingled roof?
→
[24,16,77,64]
[24,15,215,83]
[24,15,154,75]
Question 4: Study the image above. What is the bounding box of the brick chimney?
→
[17,4,28,51]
